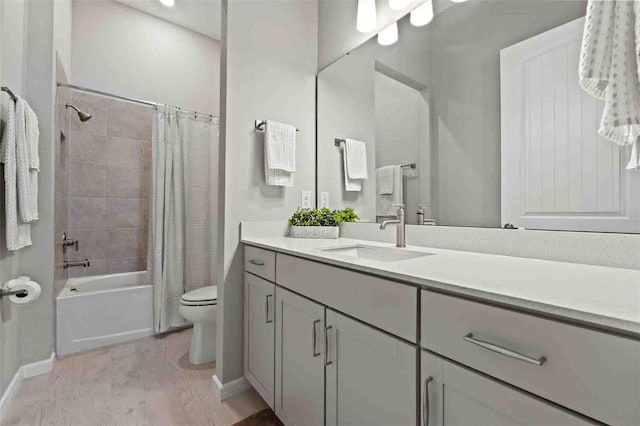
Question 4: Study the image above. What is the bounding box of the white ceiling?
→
[113,0,222,40]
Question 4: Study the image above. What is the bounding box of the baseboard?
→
[0,352,55,421]
[0,368,23,421]
[22,352,55,378]
[212,374,251,402]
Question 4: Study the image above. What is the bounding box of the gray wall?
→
[216,0,318,385]
[0,0,60,396]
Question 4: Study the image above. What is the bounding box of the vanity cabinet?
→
[243,273,275,408]
[274,287,325,426]
[326,310,416,426]
[420,351,589,426]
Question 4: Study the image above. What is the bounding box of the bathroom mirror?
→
[317,0,640,233]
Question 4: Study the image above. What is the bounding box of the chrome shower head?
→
[65,104,92,122]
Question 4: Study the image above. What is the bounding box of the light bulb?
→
[389,0,410,10]
[159,0,175,7]
[410,0,433,26]
[357,0,377,33]
[378,22,398,46]
[451,0,467,2]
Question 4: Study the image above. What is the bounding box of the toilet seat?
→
[181,285,218,307]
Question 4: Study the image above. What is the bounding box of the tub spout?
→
[63,259,90,269]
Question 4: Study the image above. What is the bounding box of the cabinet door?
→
[325,309,416,426]
[244,273,275,408]
[440,360,590,426]
[275,287,325,426]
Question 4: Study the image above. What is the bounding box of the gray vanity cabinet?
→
[274,287,325,426]
[243,273,275,408]
[420,351,589,426]
[325,309,416,426]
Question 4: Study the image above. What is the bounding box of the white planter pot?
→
[288,226,339,239]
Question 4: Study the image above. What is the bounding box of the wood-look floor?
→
[1,329,268,426]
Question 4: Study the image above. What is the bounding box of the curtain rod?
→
[56,82,217,119]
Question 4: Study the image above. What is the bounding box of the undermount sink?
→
[321,245,433,262]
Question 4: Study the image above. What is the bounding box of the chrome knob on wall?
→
[60,232,79,253]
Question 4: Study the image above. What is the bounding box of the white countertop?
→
[241,236,640,337]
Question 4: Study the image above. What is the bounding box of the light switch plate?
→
[301,191,312,209]
[320,192,330,209]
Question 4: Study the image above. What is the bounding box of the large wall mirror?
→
[317,0,640,233]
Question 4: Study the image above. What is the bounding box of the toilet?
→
[179,285,218,365]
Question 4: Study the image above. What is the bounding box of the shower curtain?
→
[149,106,218,333]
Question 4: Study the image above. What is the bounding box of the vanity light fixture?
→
[389,0,410,10]
[410,0,434,26]
[159,0,175,7]
[357,0,377,33]
[451,0,467,2]
[378,21,398,46]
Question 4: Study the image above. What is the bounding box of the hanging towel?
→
[264,120,296,187]
[0,99,32,250]
[376,165,395,195]
[24,101,39,221]
[580,0,640,169]
[376,165,402,217]
[342,139,367,192]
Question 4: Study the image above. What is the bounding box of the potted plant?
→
[288,207,359,239]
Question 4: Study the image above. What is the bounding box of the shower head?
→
[65,104,92,122]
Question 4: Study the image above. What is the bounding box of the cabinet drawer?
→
[244,245,276,281]
[421,290,640,425]
[277,254,417,342]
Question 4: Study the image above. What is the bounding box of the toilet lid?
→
[181,285,218,303]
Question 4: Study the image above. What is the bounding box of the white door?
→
[501,17,639,233]
[244,273,275,408]
[274,287,325,426]
[439,360,589,426]
[325,309,416,426]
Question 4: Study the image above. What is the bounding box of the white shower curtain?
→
[149,106,218,333]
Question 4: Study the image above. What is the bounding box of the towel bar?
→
[334,139,415,169]
[1,86,17,102]
[254,120,299,132]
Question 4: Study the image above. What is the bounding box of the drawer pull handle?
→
[312,319,321,357]
[463,333,547,366]
[423,376,433,426]
[325,326,333,366]
[265,294,273,323]
[249,259,265,266]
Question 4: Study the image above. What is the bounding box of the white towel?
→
[376,166,395,195]
[376,165,403,217]
[25,101,39,221]
[342,139,367,192]
[580,0,640,169]
[264,120,296,187]
[0,100,32,250]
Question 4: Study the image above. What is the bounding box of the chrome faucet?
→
[380,203,406,247]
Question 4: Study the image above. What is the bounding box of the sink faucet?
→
[380,203,406,247]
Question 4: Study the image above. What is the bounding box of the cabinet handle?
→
[312,319,321,357]
[463,333,547,366]
[265,294,273,323]
[324,325,333,365]
[423,376,433,426]
[249,259,265,266]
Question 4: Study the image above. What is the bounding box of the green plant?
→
[288,208,359,227]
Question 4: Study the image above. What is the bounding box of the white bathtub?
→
[56,271,153,356]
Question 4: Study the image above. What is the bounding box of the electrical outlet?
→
[301,191,312,209]
[320,192,330,209]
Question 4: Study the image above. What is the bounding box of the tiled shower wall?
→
[66,91,152,278]
[54,61,70,295]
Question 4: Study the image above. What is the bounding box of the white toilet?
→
[179,285,218,365]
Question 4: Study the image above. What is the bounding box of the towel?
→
[342,139,367,192]
[0,99,32,250]
[377,166,395,194]
[24,101,39,221]
[580,0,640,169]
[264,120,296,187]
[376,165,402,217]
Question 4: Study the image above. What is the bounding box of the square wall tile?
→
[107,167,148,198]
[107,199,145,229]
[106,228,143,258]
[69,197,107,229]
[67,228,108,260]
[69,163,107,197]
[107,137,145,169]
[69,131,107,165]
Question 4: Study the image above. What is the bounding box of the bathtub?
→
[56,271,153,356]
